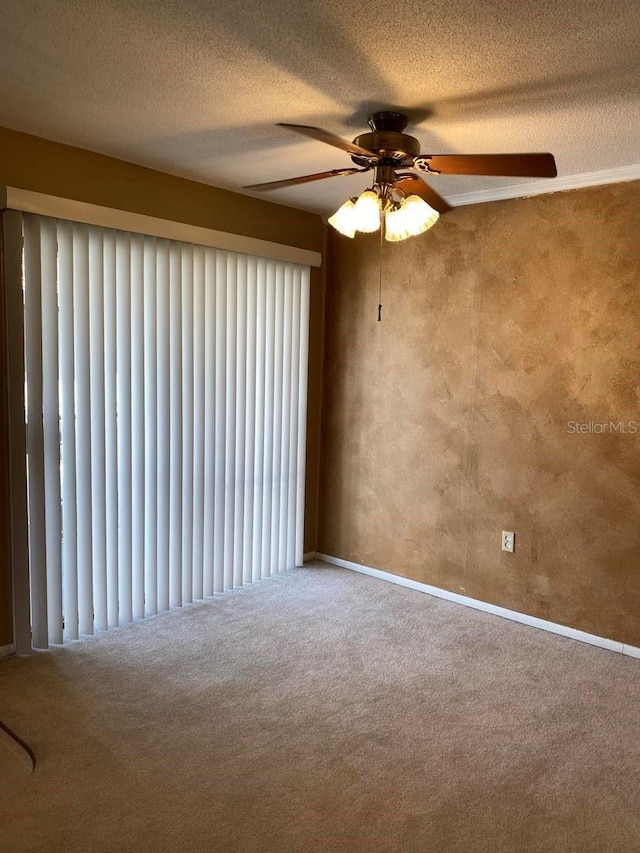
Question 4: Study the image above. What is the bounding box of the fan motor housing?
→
[351,111,420,166]
[351,131,420,165]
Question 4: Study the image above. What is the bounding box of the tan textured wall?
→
[0,127,326,645]
[319,181,640,646]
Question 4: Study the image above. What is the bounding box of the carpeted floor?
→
[1,562,639,853]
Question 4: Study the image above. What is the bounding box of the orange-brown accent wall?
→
[0,126,326,647]
[319,180,640,646]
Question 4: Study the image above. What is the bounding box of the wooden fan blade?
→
[244,167,367,192]
[414,153,557,178]
[278,123,379,160]
[394,174,452,213]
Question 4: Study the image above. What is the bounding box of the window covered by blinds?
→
[23,214,310,647]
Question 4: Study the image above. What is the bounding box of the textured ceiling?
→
[1,0,639,214]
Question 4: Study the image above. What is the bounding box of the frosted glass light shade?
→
[353,190,381,233]
[385,195,439,242]
[328,199,357,238]
[384,206,409,242]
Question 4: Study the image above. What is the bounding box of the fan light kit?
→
[328,189,439,241]
[245,110,557,243]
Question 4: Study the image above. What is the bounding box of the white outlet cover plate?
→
[502,531,515,552]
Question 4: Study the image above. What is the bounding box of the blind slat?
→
[181,246,194,606]
[41,218,64,643]
[270,264,285,577]
[233,256,247,589]
[24,216,48,648]
[89,228,108,631]
[143,238,158,617]
[287,269,302,570]
[296,269,311,567]
[58,222,79,640]
[243,257,257,585]
[279,267,294,571]
[261,262,276,578]
[213,251,227,594]
[156,241,170,613]
[252,260,267,583]
[224,254,237,591]
[202,249,216,598]
[191,247,206,601]
[131,234,145,621]
[116,232,133,624]
[104,231,119,628]
[73,224,94,635]
[169,244,183,609]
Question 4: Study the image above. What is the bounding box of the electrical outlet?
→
[502,531,515,552]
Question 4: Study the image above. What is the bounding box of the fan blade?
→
[413,153,557,178]
[278,123,379,160]
[244,167,369,192]
[394,174,452,213]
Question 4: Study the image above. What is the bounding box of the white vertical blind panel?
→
[191,246,206,601]
[224,253,237,590]
[40,218,63,644]
[287,269,302,570]
[169,244,183,609]
[261,262,276,578]
[88,228,107,631]
[143,237,158,617]
[279,267,294,571]
[251,259,267,583]
[116,232,133,625]
[58,221,79,640]
[270,265,285,577]
[130,233,145,621]
[73,224,94,636]
[103,231,119,628]
[23,216,48,648]
[296,268,311,566]
[202,248,216,597]
[213,251,227,593]
[156,240,170,613]
[233,256,247,589]
[181,245,194,605]
[242,257,257,585]
[23,213,312,646]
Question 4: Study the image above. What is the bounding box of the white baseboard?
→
[0,643,16,659]
[315,553,640,660]
[303,551,317,562]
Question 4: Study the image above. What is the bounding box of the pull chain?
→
[378,212,383,321]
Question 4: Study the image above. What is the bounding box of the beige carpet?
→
[1,562,639,853]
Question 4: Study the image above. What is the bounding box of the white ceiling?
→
[1,0,639,215]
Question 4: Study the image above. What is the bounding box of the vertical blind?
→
[23,213,310,648]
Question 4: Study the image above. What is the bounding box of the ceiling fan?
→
[245,111,557,240]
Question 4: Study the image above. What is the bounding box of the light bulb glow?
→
[384,206,410,242]
[385,195,439,242]
[328,199,357,238]
[353,190,381,233]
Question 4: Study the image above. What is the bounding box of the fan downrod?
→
[367,111,409,133]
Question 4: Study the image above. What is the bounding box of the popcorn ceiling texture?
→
[0,0,638,213]
[319,180,640,646]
